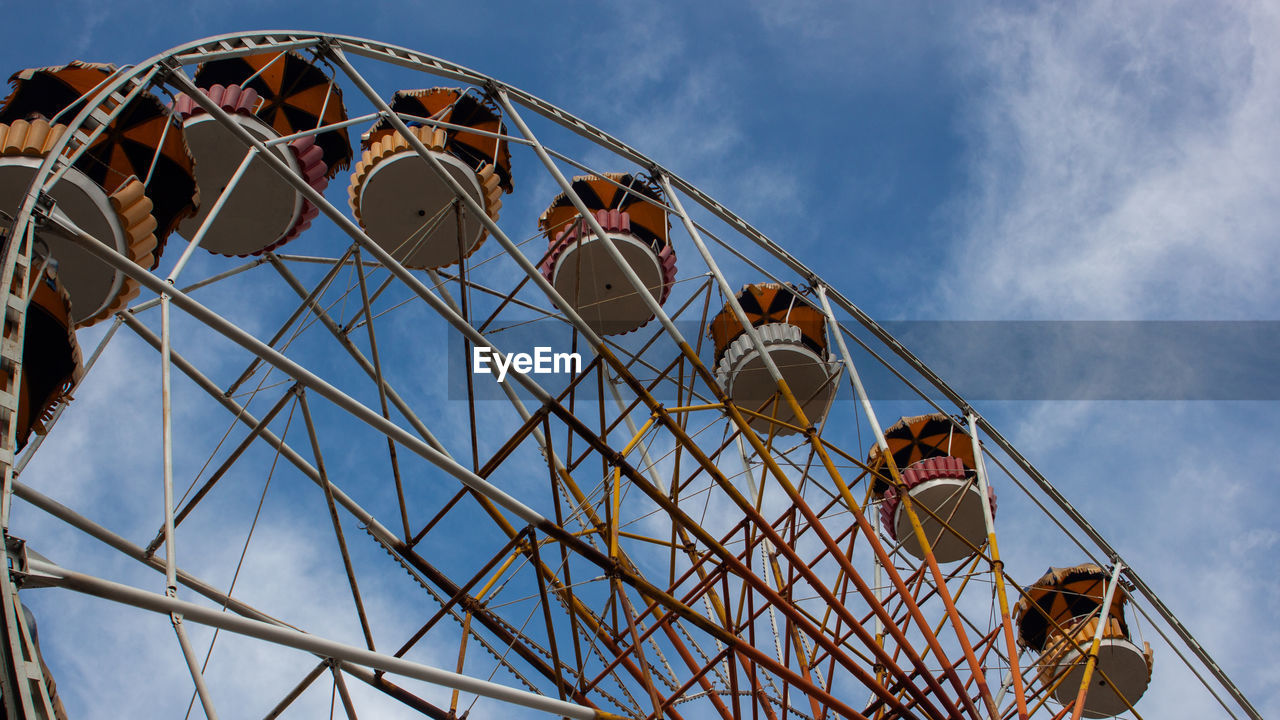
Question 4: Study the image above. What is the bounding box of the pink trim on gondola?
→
[539,209,678,304]
[173,84,261,120]
[205,134,329,257]
[175,84,329,256]
[258,134,330,256]
[879,455,997,540]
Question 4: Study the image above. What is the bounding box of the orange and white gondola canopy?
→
[537,173,667,249]
[867,413,977,493]
[708,283,827,362]
[1014,564,1129,653]
[362,88,511,193]
[0,61,199,251]
[194,50,352,177]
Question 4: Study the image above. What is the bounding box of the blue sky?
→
[3,1,1277,718]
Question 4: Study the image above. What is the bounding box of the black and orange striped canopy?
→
[0,61,116,121]
[1014,564,1129,652]
[1,61,199,253]
[708,283,827,362]
[538,173,667,250]
[195,50,352,177]
[17,261,81,450]
[868,413,976,492]
[363,88,512,193]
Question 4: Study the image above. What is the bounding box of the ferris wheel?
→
[0,32,1261,720]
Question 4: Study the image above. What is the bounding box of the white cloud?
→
[948,0,1280,319]
[1229,527,1280,555]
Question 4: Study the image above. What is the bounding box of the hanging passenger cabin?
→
[868,413,995,563]
[0,61,198,326]
[537,173,676,335]
[1016,564,1153,717]
[173,50,352,256]
[349,88,511,269]
[707,283,838,436]
[11,255,83,451]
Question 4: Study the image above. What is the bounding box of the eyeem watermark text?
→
[472,346,583,383]
[452,321,1280,400]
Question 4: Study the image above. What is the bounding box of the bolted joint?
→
[34,191,57,216]
[606,448,626,467]
[314,36,338,57]
[7,537,58,589]
[156,56,183,80]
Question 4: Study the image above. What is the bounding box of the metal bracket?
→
[5,538,56,591]
[157,55,183,79]
[33,192,55,217]
[313,36,337,59]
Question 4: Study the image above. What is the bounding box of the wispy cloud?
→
[947,0,1280,319]
[543,3,803,224]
